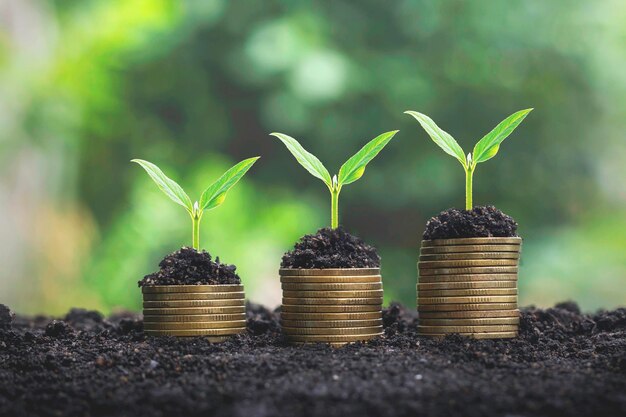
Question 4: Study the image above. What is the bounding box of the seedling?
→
[271,131,398,228]
[405,109,533,209]
[131,157,259,250]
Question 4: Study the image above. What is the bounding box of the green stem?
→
[192,215,201,250]
[465,167,474,210]
[331,188,340,229]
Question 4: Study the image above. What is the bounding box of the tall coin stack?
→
[279,268,384,346]
[417,237,522,339]
[142,284,246,341]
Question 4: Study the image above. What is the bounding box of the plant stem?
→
[465,167,474,210]
[331,188,340,229]
[192,215,201,250]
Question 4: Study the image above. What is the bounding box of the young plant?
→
[405,109,533,209]
[271,131,398,228]
[131,157,259,251]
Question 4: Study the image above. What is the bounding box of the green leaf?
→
[271,132,332,188]
[472,108,533,164]
[404,111,466,167]
[131,159,193,212]
[199,156,260,211]
[338,130,398,186]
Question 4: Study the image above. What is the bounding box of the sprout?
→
[271,131,398,228]
[405,109,533,209]
[131,157,260,250]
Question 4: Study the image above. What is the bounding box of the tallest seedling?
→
[272,131,398,228]
[405,109,533,209]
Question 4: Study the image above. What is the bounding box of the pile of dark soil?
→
[423,205,518,240]
[139,247,240,286]
[1,301,624,417]
[281,227,381,269]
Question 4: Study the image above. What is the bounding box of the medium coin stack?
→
[142,284,246,341]
[279,268,384,346]
[417,237,522,339]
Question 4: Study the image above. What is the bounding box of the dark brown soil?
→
[1,301,624,417]
[139,247,240,286]
[281,227,381,269]
[423,205,518,240]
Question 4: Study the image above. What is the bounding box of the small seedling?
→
[405,109,533,209]
[131,157,259,250]
[271,131,398,228]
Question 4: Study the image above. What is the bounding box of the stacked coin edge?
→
[279,268,384,346]
[417,237,522,339]
[142,284,246,341]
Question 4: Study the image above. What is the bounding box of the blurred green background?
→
[0,0,624,315]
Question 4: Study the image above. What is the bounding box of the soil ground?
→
[0,302,625,417]
[423,205,518,240]
[281,227,381,268]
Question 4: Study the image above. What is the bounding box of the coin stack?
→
[417,237,522,339]
[279,268,384,346]
[142,284,246,341]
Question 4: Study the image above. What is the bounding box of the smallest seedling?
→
[405,109,532,209]
[131,157,259,250]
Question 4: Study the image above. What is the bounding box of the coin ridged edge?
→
[142,284,244,294]
[282,326,383,335]
[421,237,522,246]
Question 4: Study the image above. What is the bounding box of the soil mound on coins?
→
[138,247,240,286]
[281,226,381,269]
[423,205,518,240]
[0,301,625,417]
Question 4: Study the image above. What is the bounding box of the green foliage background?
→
[0,0,624,314]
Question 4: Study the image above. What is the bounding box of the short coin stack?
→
[279,268,384,346]
[417,237,522,339]
[142,284,246,341]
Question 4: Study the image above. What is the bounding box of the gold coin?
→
[419,317,519,326]
[143,299,245,308]
[280,311,381,321]
[281,304,381,313]
[282,326,383,335]
[419,331,518,339]
[145,327,245,337]
[418,274,518,283]
[280,319,383,328]
[421,237,522,246]
[418,280,517,290]
[419,252,520,261]
[417,303,517,312]
[420,245,522,254]
[281,282,382,291]
[282,297,383,306]
[280,275,382,284]
[419,267,518,276]
[284,333,382,343]
[279,268,380,277]
[417,288,517,297]
[141,284,244,294]
[418,310,519,319]
[282,290,384,299]
[142,292,245,301]
[418,324,518,333]
[418,259,518,269]
[143,313,246,323]
[143,320,246,330]
[143,306,245,315]
[417,295,518,305]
